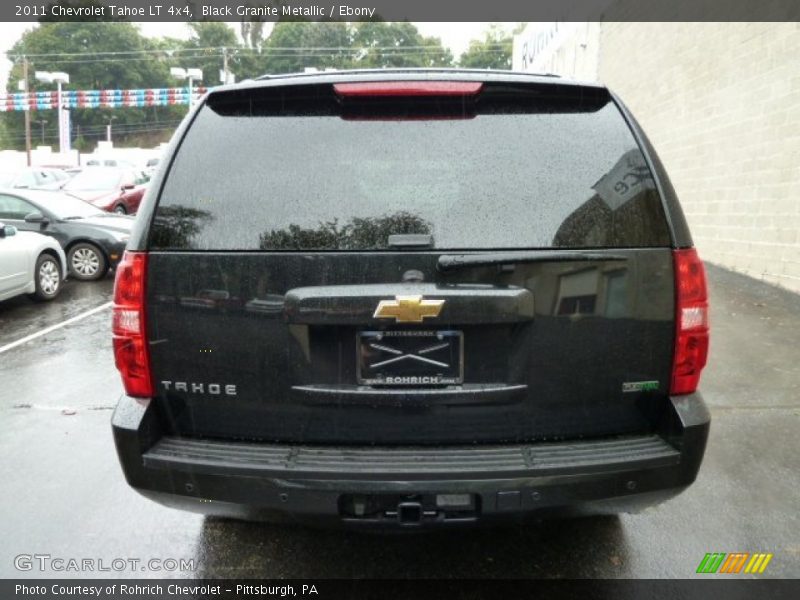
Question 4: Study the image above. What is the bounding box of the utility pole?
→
[222,47,229,84]
[22,57,32,166]
[37,119,47,144]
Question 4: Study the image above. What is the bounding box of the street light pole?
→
[56,79,63,151]
[35,71,70,154]
[22,57,31,166]
[170,67,203,111]
[106,115,117,142]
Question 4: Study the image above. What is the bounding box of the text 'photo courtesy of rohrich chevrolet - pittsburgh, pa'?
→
[0,1,798,597]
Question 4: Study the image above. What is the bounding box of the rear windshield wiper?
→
[437,251,628,272]
[388,234,434,249]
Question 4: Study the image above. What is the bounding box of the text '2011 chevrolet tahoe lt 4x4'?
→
[112,70,710,528]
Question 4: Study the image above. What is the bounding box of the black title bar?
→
[4,579,800,600]
[5,0,800,22]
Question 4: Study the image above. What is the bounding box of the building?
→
[513,21,800,293]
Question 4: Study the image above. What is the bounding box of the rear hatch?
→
[144,77,676,445]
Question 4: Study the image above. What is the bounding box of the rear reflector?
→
[671,248,709,395]
[112,251,152,397]
[333,81,483,97]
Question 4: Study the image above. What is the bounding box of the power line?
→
[1,122,184,143]
[12,49,507,69]
[8,44,509,59]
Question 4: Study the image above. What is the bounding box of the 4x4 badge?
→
[373,295,445,323]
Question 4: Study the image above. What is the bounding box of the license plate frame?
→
[357,330,464,386]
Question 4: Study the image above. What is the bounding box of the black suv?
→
[111,70,710,528]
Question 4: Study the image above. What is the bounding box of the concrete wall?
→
[599,22,800,293]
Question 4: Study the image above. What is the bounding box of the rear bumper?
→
[112,394,710,528]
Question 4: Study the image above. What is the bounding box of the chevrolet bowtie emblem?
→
[373,295,445,323]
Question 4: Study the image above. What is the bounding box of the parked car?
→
[111,70,710,527]
[62,166,147,215]
[0,190,132,281]
[0,222,66,302]
[0,167,70,191]
[143,157,162,178]
[85,158,136,168]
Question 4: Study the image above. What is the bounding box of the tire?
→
[113,204,127,215]
[68,242,108,281]
[31,253,62,301]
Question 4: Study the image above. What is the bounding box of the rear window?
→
[151,82,671,250]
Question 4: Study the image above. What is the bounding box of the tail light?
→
[333,81,483,97]
[112,251,152,397]
[671,248,709,395]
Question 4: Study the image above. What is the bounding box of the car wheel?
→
[68,243,108,281]
[113,204,127,215]
[31,254,62,301]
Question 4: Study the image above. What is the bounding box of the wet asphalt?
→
[0,264,797,579]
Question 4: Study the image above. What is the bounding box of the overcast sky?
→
[0,21,513,92]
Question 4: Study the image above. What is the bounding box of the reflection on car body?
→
[244,294,286,315]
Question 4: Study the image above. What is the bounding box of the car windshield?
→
[63,169,122,191]
[153,86,671,250]
[34,193,105,219]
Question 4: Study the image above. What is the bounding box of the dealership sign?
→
[512,22,579,72]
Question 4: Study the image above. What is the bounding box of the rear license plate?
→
[357,330,463,386]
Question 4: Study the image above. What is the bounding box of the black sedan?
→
[0,189,133,281]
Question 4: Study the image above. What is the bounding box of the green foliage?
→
[239,18,266,50]
[1,20,458,151]
[255,21,454,75]
[351,22,453,69]
[459,25,513,70]
[3,21,185,150]
[181,22,239,86]
[72,134,91,152]
[0,119,9,148]
[260,21,354,74]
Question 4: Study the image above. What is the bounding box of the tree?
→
[239,14,267,50]
[0,20,458,151]
[351,22,453,69]
[181,22,239,86]
[260,21,354,74]
[459,24,513,70]
[3,21,184,150]
[256,21,454,75]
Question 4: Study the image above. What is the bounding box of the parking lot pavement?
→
[0,277,113,349]
[0,264,797,579]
